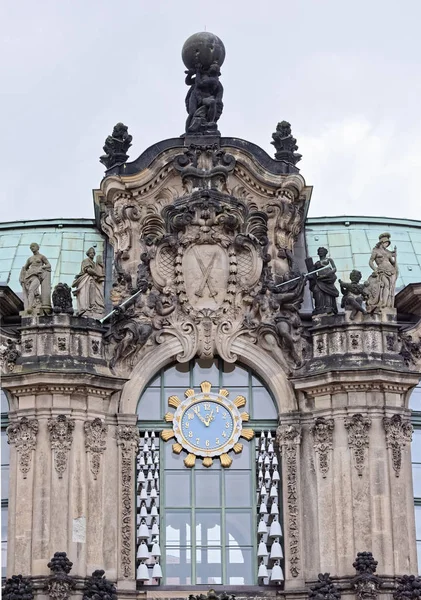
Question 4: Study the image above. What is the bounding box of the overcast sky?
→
[1,0,420,223]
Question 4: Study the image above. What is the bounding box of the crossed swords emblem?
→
[193,247,218,298]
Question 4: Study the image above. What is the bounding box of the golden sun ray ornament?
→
[160,381,254,468]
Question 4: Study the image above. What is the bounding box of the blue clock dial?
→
[181,400,234,451]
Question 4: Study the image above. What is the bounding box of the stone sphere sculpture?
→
[182,32,225,70]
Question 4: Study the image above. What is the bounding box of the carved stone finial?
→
[19,243,52,316]
[48,415,75,478]
[394,575,421,600]
[0,338,20,372]
[83,570,117,600]
[100,122,132,169]
[182,32,225,136]
[84,418,108,480]
[306,247,339,316]
[311,417,334,477]
[308,573,341,600]
[72,248,105,319]
[7,416,39,478]
[46,552,74,600]
[271,121,302,165]
[383,414,413,477]
[339,270,367,320]
[344,414,371,476]
[364,233,398,314]
[52,283,74,315]
[353,551,378,576]
[2,574,34,600]
[352,552,381,600]
[189,590,235,600]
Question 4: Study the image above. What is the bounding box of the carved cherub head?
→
[349,269,362,283]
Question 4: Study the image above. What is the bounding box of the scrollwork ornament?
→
[116,425,140,578]
[344,413,372,476]
[6,416,39,478]
[48,415,75,479]
[311,417,334,478]
[383,414,413,477]
[84,418,108,480]
[276,423,302,578]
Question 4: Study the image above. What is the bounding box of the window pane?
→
[413,464,421,497]
[196,547,222,584]
[226,388,249,412]
[165,472,191,506]
[1,540,6,579]
[410,385,421,411]
[1,391,8,413]
[415,505,421,540]
[252,387,277,419]
[1,432,10,466]
[165,547,191,584]
[1,467,9,501]
[225,471,252,507]
[222,363,249,387]
[412,430,421,464]
[230,443,251,469]
[226,546,254,584]
[137,388,161,420]
[166,512,191,545]
[226,512,253,546]
[164,363,190,387]
[195,471,220,507]
[193,359,219,386]
[164,441,185,469]
[1,507,7,541]
[196,512,221,545]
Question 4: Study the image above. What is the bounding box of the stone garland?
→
[344,414,372,477]
[116,425,140,578]
[311,417,334,478]
[6,417,39,479]
[84,418,108,480]
[276,424,302,578]
[48,415,75,479]
[383,414,413,477]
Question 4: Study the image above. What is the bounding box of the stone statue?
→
[307,247,339,315]
[364,233,398,313]
[19,243,52,315]
[339,270,367,320]
[271,121,302,165]
[182,32,225,135]
[52,283,74,315]
[99,122,132,169]
[72,248,105,318]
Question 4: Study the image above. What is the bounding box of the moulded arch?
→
[119,338,298,415]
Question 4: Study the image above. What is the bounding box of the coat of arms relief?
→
[98,143,311,376]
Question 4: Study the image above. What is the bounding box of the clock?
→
[161,381,254,468]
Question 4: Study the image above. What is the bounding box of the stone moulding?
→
[6,416,39,479]
[84,418,108,480]
[344,413,372,476]
[276,423,302,578]
[311,416,334,478]
[48,415,75,479]
[116,424,140,578]
[383,414,413,477]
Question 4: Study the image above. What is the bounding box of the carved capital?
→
[311,416,334,478]
[276,423,302,448]
[344,413,372,476]
[48,415,75,478]
[84,418,108,480]
[383,414,413,477]
[6,416,39,478]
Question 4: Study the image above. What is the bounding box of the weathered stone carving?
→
[309,573,341,600]
[24,338,33,352]
[276,424,302,578]
[182,32,225,136]
[365,233,398,314]
[83,569,117,600]
[100,122,132,169]
[394,575,421,600]
[352,552,381,600]
[383,414,413,477]
[100,194,142,267]
[311,417,334,477]
[6,416,39,478]
[72,248,105,318]
[344,414,371,476]
[84,418,108,480]
[307,248,339,316]
[46,552,74,600]
[174,144,235,193]
[19,243,52,315]
[116,425,140,578]
[271,121,302,165]
[189,590,235,600]
[400,333,421,367]
[339,270,367,320]
[0,338,20,372]
[48,415,75,478]
[2,574,34,600]
[52,283,74,315]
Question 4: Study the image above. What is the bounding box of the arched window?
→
[136,360,282,587]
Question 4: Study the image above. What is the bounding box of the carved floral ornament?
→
[383,414,413,477]
[84,418,108,480]
[311,416,334,478]
[344,413,372,476]
[6,416,39,478]
[48,415,75,478]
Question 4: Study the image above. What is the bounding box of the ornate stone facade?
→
[6,416,38,478]
[48,415,75,478]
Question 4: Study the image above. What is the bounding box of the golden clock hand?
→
[193,406,207,425]
[205,409,215,426]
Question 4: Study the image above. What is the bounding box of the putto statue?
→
[364,233,398,314]
[99,122,132,170]
[271,121,302,165]
[182,32,225,135]
[306,247,339,315]
[339,270,367,320]
[19,243,52,315]
[72,248,105,318]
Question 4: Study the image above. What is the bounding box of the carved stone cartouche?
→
[271,121,302,165]
[19,243,52,316]
[6,416,39,478]
[84,418,108,480]
[307,247,339,316]
[52,283,74,315]
[72,248,105,318]
[364,233,398,314]
[339,270,367,320]
[311,417,334,477]
[344,414,371,476]
[383,414,413,477]
[48,415,75,478]
[99,122,132,169]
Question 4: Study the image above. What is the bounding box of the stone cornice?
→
[1,371,127,396]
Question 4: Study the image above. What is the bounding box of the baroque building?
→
[1,31,421,600]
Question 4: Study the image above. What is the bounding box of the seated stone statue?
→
[339,270,367,319]
[72,248,105,318]
[19,243,52,315]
